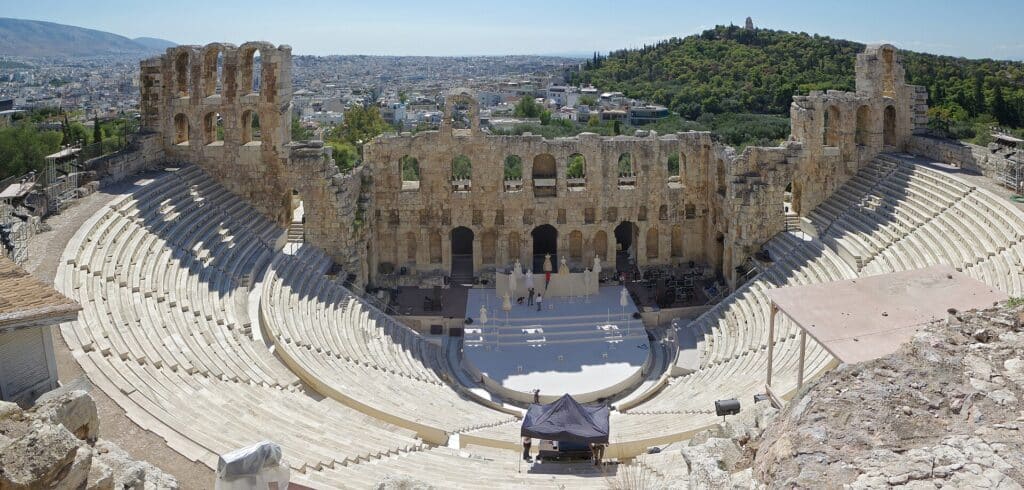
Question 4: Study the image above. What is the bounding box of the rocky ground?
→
[0,389,178,489]
[754,304,1024,488]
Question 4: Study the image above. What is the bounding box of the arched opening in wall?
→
[287,189,305,243]
[659,205,668,221]
[202,112,224,146]
[241,110,261,146]
[406,231,417,265]
[531,224,558,273]
[592,230,608,264]
[508,231,521,265]
[566,153,586,191]
[882,46,896,98]
[532,154,557,197]
[855,105,871,146]
[667,153,681,187]
[429,230,442,264]
[638,206,647,222]
[503,155,523,192]
[646,227,659,259]
[451,154,472,192]
[450,227,474,281]
[400,155,420,191]
[671,224,683,258]
[201,48,223,97]
[174,51,189,97]
[250,49,262,94]
[824,105,841,147]
[883,105,897,147]
[569,230,583,263]
[617,153,636,188]
[449,95,473,130]
[716,159,726,196]
[784,181,794,215]
[481,229,496,265]
[173,114,189,145]
[614,221,639,272]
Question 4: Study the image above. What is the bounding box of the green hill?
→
[573,25,1024,143]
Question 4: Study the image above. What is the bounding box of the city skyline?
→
[2,0,1023,60]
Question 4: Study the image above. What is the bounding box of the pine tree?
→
[92,115,102,145]
[991,84,1011,126]
[972,72,985,117]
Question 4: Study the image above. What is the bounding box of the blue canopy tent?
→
[520,394,609,444]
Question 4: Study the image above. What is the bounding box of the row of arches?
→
[172,45,266,99]
[397,151,692,193]
[386,222,688,276]
[172,110,262,146]
[821,103,898,148]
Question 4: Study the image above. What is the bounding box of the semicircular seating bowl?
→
[57,154,1024,486]
[634,154,1024,415]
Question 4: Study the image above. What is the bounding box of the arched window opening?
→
[429,230,442,264]
[646,227,659,259]
[239,48,262,96]
[532,154,557,197]
[566,153,586,191]
[450,227,474,281]
[503,155,523,192]
[201,48,223,97]
[671,225,683,258]
[451,154,472,192]
[569,230,583,261]
[883,105,897,147]
[882,47,896,98]
[667,153,681,187]
[617,153,636,188]
[659,204,668,220]
[449,96,472,130]
[638,205,648,222]
[481,230,496,264]
[173,114,189,145]
[855,105,871,146]
[614,221,639,267]
[592,231,608,264]
[400,155,420,191]
[531,224,559,273]
[241,110,261,146]
[174,52,189,97]
[508,231,521,264]
[824,105,841,147]
[203,112,224,146]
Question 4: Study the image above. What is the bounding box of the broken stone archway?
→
[531,224,558,273]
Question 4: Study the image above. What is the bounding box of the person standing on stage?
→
[536,293,543,312]
[522,436,533,462]
[528,287,535,306]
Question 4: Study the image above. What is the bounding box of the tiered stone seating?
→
[292,446,612,489]
[57,167,427,473]
[261,247,518,439]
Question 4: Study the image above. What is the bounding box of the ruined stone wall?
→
[140,43,371,281]
[788,44,925,216]
[88,132,164,185]
[908,134,1021,183]
[138,42,928,290]
[363,121,731,283]
[141,42,295,224]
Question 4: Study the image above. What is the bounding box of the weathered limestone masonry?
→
[908,134,1020,181]
[140,43,925,289]
[366,44,926,287]
[140,43,371,283]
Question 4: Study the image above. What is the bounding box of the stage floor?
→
[462,287,649,398]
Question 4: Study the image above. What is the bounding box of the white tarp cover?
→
[216,441,283,478]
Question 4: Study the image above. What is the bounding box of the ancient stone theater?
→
[44,40,1022,487]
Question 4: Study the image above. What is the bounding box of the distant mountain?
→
[132,37,177,52]
[0,18,176,57]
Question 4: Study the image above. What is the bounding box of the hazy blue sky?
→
[5,0,1023,59]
